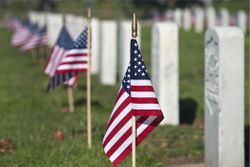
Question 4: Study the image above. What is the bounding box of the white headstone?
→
[183,8,192,31]
[37,12,46,28]
[119,21,141,81]
[151,22,179,125]
[91,18,101,74]
[205,27,244,167]
[194,8,204,33]
[220,8,229,26]
[237,11,247,34]
[206,7,216,28]
[46,13,63,47]
[174,8,182,27]
[100,21,117,85]
[65,14,86,40]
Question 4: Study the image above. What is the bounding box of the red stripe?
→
[114,88,125,105]
[59,61,88,65]
[65,53,88,57]
[132,98,159,104]
[131,86,154,92]
[133,109,163,117]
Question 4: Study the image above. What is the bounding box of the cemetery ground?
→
[0,26,249,167]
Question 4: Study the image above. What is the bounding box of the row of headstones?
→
[153,23,245,167]
[29,11,245,167]
[163,7,248,34]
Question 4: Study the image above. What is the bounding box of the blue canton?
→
[74,26,88,49]
[56,26,74,50]
[122,39,149,94]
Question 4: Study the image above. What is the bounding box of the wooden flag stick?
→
[68,86,74,112]
[86,7,92,148]
[131,13,137,167]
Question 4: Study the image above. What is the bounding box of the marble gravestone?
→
[206,7,216,28]
[91,18,101,74]
[194,8,204,33]
[183,8,192,31]
[28,11,38,24]
[119,21,140,81]
[174,8,182,27]
[100,21,117,85]
[46,13,63,47]
[220,8,229,26]
[37,12,46,28]
[237,11,247,34]
[65,14,86,40]
[151,22,179,125]
[205,27,244,167]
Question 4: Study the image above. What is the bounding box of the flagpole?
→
[131,13,137,167]
[63,10,75,112]
[86,7,92,148]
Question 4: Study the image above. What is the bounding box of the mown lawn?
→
[0,25,248,167]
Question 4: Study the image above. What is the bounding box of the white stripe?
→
[57,64,88,70]
[109,116,156,162]
[132,103,161,110]
[60,56,88,63]
[66,49,88,55]
[131,91,156,98]
[131,80,152,86]
[104,116,133,153]
[109,92,129,120]
[103,103,131,143]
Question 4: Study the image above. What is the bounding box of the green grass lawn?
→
[0,25,248,167]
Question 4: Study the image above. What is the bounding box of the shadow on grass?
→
[179,98,198,125]
[245,125,249,167]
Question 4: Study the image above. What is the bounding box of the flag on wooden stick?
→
[47,26,88,91]
[102,39,164,166]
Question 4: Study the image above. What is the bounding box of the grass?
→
[0,23,248,167]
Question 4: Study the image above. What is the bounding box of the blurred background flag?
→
[102,39,164,166]
[47,26,89,91]
[56,26,88,74]
[21,26,48,51]
[44,25,74,77]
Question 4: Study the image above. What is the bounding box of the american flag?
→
[21,26,48,51]
[102,39,164,166]
[56,26,88,74]
[47,26,88,91]
[11,21,36,47]
[44,26,74,77]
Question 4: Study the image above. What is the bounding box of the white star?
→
[127,85,130,88]
[138,69,141,72]
[134,73,137,76]
[134,58,137,61]
[123,80,126,83]
[138,61,141,65]
[134,65,137,68]
[127,74,130,78]
[134,50,138,54]
[138,54,141,57]
[142,72,145,76]
[142,65,145,69]
[127,80,130,83]
[128,69,131,72]
[134,43,137,46]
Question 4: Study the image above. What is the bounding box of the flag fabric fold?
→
[102,39,164,166]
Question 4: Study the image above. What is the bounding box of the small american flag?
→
[11,21,36,47]
[44,26,74,77]
[56,26,88,74]
[21,26,48,51]
[47,26,88,91]
[102,39,164,166]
